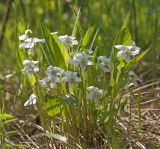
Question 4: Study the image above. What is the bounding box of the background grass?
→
[0,0,160,148]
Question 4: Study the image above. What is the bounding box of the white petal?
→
[22,60,38,66]
[56,35,67,42]
[131,50,139,56]
[33,66,39,72]
[69,59,79,66]
[50,32,58,35]
[19,34,27,41]
[114,45,129,50]
[22,60,30,65]
[87,60,93,65]
[24,93,37,106]
[25,38,45,43]
[98,89,103,94]
[98,56,107,62]
[31,60,39,65]
[22,68,28,74]
[68,36,76,40]
[72,40,78,45]
[88,49,93,54]
[131,46,140,56]
[19,42,34,49]
[117,50,125,57]
[65,45,70,50]
[125,55,131,62]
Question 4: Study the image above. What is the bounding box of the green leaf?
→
[89,27,99,50]
[60,94,78,105]
[50,36,68,69]
[0,114,14,120]
[41,24,69,69]
[82,27,94,47]
[3,118,17,125]
[16,48,24,70]
[120,12,130,31]
[45,96,61,117]
[72,8,81,37]
[41,24,56,64]
[116,60,125,83]
[29,75,36,86]
[121,28,132,45]
[0,113,16,124]
[110,76,115,87]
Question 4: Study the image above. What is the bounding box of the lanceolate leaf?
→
[72,8,81,37]
[120,12,130,31]
[0,113,14,119]
[82,27,94,47]
[50,35,68,69]
[41,24,55,64]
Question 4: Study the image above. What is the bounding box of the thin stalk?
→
[80,69,88,132]
[136,91,141,131]
[0,0,13,49]
[132,0,139,44]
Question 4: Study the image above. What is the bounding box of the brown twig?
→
[0,0,13,49]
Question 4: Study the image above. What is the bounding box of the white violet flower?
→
[39,65,64,89]
[22,60,39,78]
[86,86,103,102]
[62,71,81,87]
[24,93,37,110]
[56,35,78,49]
[114,41,140,62]
[19,30,45,55]
[98,56,113,72]
[69,52,93,71]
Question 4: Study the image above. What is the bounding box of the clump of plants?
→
[16,13,148,148]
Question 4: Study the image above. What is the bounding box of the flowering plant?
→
[17,14,148,148]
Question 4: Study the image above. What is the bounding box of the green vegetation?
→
[0,0,160,148]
